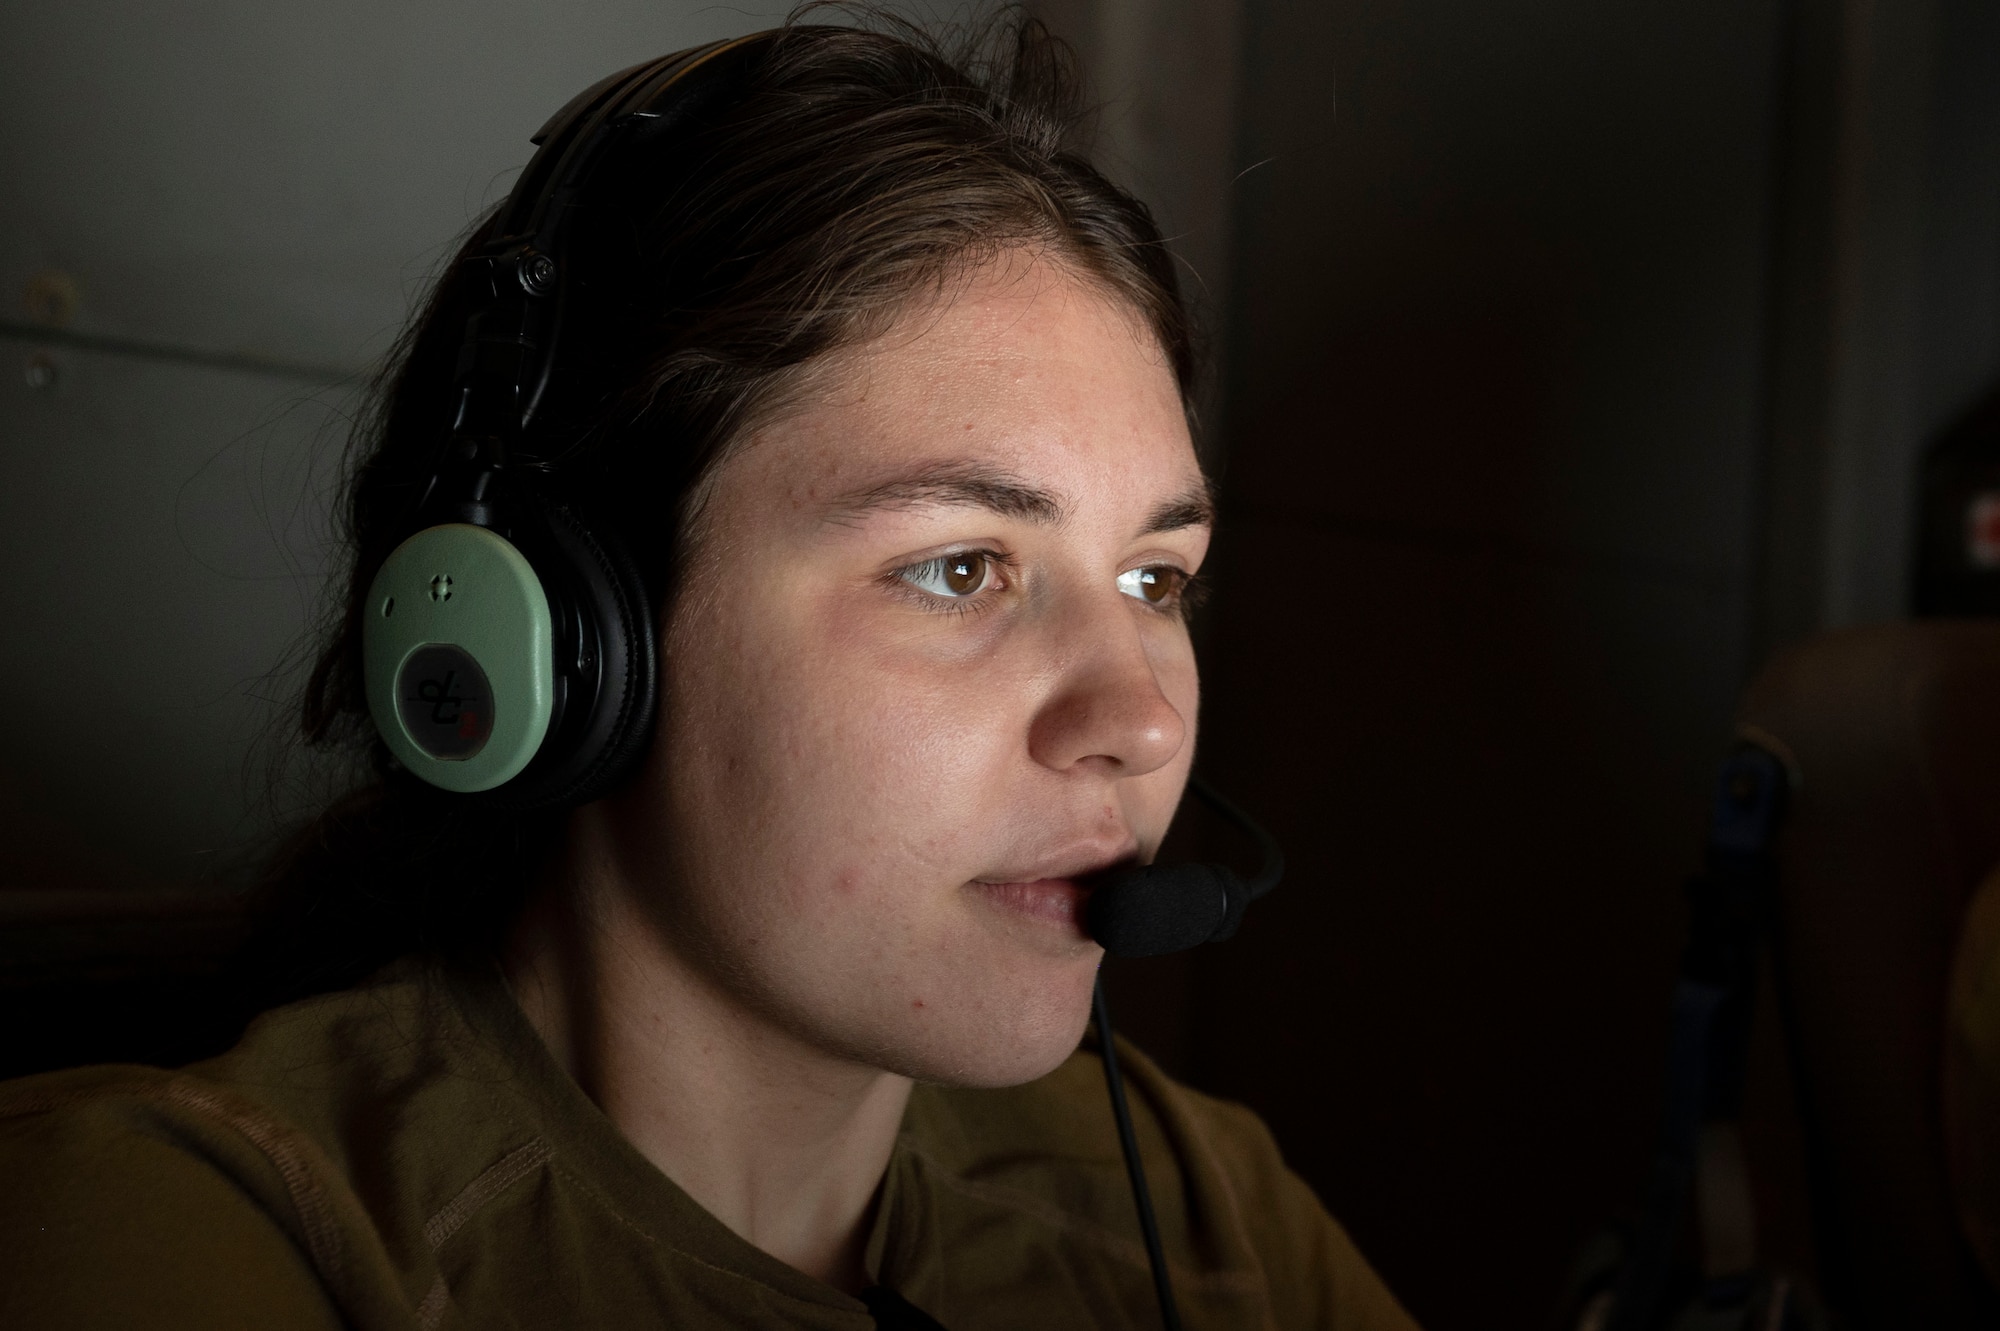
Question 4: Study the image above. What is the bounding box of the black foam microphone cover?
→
[1086,862,1252,959]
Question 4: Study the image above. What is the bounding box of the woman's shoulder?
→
[0,959,450,1174]
[186,958,489,1148]
[0,960,515,1331]
[0,1057,407,1329]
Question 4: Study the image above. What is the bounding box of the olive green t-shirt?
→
[0,959,1416,1329]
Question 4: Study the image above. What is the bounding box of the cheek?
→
[663,590,1030,913]
[654,590,1100,1083]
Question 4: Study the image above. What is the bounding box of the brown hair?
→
[261,7,1200,998]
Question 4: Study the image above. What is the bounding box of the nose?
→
[1026,609,1189,778]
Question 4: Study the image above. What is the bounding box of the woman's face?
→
[611,252,1208,1087]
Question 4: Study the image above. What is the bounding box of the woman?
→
[0,14,1417,1329]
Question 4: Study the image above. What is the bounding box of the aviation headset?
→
[361,33,778,809]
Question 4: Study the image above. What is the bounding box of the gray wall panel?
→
[0,1,778,370]
[0,335,354,881]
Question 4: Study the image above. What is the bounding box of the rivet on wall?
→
[22,352,59,392]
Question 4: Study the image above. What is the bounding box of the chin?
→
[869,956,1103,1090]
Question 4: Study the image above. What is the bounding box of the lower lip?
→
[971,878,1091,933]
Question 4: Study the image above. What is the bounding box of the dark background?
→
[3,2,1998,1327]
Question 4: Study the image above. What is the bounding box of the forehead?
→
[725,254,1200,514]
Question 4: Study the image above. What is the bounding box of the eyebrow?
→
[821,459,1217,536]
[1139,479,1218,536]
[823,461,1064,526]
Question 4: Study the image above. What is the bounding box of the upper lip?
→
[975,843,1141,885]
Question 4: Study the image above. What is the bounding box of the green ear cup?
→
[362,524,555,793]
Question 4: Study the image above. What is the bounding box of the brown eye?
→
[900,551,998,599]
[943,554,985,595]
[1117,566,1180,605]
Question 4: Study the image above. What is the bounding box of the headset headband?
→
[444,32,778,466]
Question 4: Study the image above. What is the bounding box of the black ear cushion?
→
[491,498,658,811]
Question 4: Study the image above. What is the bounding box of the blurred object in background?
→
[1564,623,2000,1330]
[1558,739,1824,1331]
[1736,623,2000,1328]
[1915,384,2000,617]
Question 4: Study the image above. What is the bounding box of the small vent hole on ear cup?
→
[380,596,395,618]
